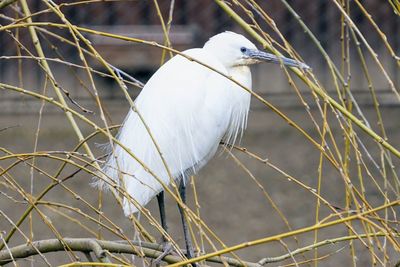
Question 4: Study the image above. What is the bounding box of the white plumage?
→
[97,31,307,216]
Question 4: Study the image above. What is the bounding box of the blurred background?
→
[0,0,399,266]
[1,0,399,110]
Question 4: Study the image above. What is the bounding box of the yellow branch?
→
[214,0,400,159]
[167,200,399,267]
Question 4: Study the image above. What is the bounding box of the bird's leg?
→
[178,179,196,260]
[154,191,173,265]
[157,191,168,242]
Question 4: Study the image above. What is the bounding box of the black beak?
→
[248,49,310,69]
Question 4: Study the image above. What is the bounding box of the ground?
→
[1,101,399,266]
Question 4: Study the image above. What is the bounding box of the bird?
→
[96,31,308,260]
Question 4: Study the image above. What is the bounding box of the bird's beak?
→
[248,49,310,69]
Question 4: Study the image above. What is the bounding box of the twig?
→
[214,0,400,161]
[0,125,19,133]
[257,232,395,265]
[167,200,399,267]
[0,0,17,9]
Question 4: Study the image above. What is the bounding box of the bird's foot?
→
[153,241,174,266]
[186,247,196,263]
[184,245,199,267]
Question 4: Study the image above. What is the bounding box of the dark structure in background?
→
[0,0,399,113]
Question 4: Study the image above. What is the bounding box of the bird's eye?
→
[240,47,247,53]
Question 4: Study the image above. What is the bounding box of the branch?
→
[214,0,400,160]
[0,125,19,133]
[3,231,396,266]
[0,0,17,9]
[0,238,260,267]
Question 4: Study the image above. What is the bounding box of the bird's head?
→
[203,31,309,69]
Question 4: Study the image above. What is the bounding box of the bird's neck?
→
[228,65,252,90]
[223,65,252,146]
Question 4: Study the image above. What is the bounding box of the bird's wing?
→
[102,48,236,214]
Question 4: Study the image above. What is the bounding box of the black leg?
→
[178,179,195,260]
[154,191,173,265]
[156,191,168,242]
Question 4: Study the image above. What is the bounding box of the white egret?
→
[97,31,308,260]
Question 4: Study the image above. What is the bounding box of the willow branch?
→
[0,238,259,267]
[214,0,400,160]
[168,200,399,267]
[0,0,17,9]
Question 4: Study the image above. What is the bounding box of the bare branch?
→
[0,238,260,266]
[0,0,17,9]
